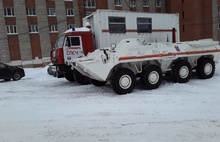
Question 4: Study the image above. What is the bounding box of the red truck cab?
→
[50,27,94,81]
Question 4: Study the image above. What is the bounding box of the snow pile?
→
[0,63,220,142]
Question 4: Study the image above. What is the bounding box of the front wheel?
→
[73,69,90,85]
[141,65,162,90]
[196,58,215,79]
[64,71,75,82]
[172,60,192,83]
[111,68,136,95]
[12,73,22,81]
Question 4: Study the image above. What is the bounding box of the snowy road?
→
[1,64,220,142]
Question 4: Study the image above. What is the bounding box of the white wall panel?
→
[84,10,180,49]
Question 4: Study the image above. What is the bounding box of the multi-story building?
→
[0,0,218,67]
[167,0,218,41]
[217,0,220,41]
[0,0,76,67]
[0,0,167,66]
[74,0,166,26]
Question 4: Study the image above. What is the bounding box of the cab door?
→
[63,36,84,62]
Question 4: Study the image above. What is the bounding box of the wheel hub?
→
[204,63,212,75]
[119,75,132,89]
[148,71,159,84]
[14,74,20,80]
[179,66,189,78]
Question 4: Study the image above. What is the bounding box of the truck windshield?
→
[55,36,65,48]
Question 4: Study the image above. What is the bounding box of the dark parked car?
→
[0,62,25,81]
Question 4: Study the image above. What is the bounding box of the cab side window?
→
[65,37,80,47]
[70,37,80,46]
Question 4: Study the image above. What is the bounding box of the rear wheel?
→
[64,71,75,82]
[12,73,22,81]
[111,68,136,95]
[141,65,162,90]
[73,69,90,85]
[90,79,107,86]
[196,58,215,79]
[172,60,192,83]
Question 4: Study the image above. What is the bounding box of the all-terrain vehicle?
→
[72,38,220,94]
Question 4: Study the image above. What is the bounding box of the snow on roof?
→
[64,27,90,33]
[83,9,179,20]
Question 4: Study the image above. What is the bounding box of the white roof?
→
[64,27,90,33]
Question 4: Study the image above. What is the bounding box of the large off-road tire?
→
[172,60,192,83]
[90,79,107,86]
[64,71,75,82]
[141,65,162,90]
[55,71,63,78]
[12,72,22,81]
[111,68,136,95]
[196,58,215,79]
[73,69,90,85]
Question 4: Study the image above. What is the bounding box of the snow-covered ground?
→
[1,63,220,142]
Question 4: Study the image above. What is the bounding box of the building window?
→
[67,24,75,29]
[155,0,161,7]
[143,0,149,7]
[26,8,36,16]
[6,25,17,34]
[49,25,58,32]
[115,0,121,6]
[66,9,74,16]
[84,0,96,8]
[137,18,152,33]
[109,17,126,33]
[29,25,38,33]
[4,8,15,16]
[47,8,56,16]
[129,0,136,7]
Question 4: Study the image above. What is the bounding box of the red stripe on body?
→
[119,49,220,61]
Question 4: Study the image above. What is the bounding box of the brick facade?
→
[216,0,220,41]
[167,0,216,41]
[0,0,218,66]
